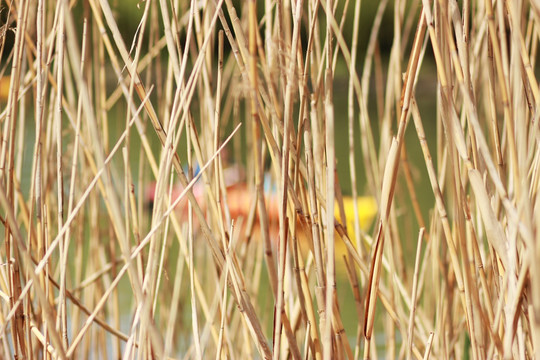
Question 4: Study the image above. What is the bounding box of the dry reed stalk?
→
[406,227,424,360]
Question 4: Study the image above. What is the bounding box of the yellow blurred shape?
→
[335,196,378,235]
[334,196,378,273]
[296,196,377,275]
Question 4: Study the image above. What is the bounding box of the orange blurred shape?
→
[0,76,10,102]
